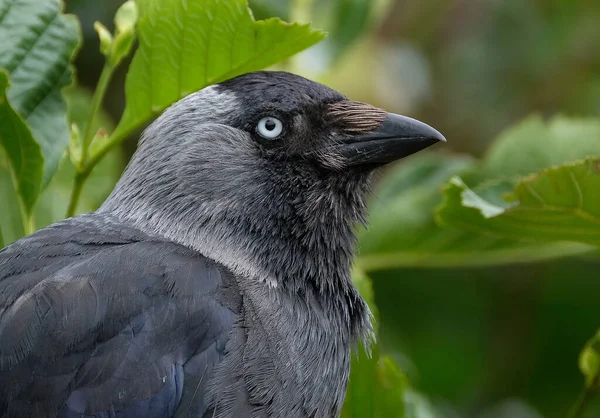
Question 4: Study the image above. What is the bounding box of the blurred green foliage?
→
[1,0,600,417]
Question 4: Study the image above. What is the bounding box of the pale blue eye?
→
[257,117,283,139]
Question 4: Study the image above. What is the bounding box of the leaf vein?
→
[22,65,68,122]
[524,183,546,205]
[511,205,600,226]
[0,0,15,26]
[4,10,60,75]
[567,170,584,209]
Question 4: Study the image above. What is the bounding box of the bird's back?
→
[0,213,240,417]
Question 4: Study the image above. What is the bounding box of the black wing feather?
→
[0,214,239,418]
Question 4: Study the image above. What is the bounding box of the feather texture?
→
[0,214,238,417]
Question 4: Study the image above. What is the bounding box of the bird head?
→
[102,71,444,290]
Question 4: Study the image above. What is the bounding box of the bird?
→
[0,71,445,418]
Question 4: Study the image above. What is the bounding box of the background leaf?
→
[112,0,325,139]
[0,0,80,187]
[479,115,600,180]
[326,0,374,60]
[438,158,600,246]
[247,0,289,20]
[0,71,43,215]
[355,153,591,270]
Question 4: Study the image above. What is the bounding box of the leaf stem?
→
[84,127,132,176]
[567,384,598,418]
[65,172,87,218]
[65,62,115,217]
[79,62,115,170]
[17,199,35,236]
[9,166,36,235]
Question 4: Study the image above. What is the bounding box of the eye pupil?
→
[265,119,276,131]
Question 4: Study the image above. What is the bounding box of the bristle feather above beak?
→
[326,101,387,134]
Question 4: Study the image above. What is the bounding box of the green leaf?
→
[480,115,600,180]
[355,153,590,270]
[112,0,325,139]
[0,0,80,188]
[437,158,600,246]
[0,71,43,215]
[579,329,600,390]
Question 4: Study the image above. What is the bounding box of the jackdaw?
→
[0,71,445,418]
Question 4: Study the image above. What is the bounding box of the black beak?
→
[336,113,446,166]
